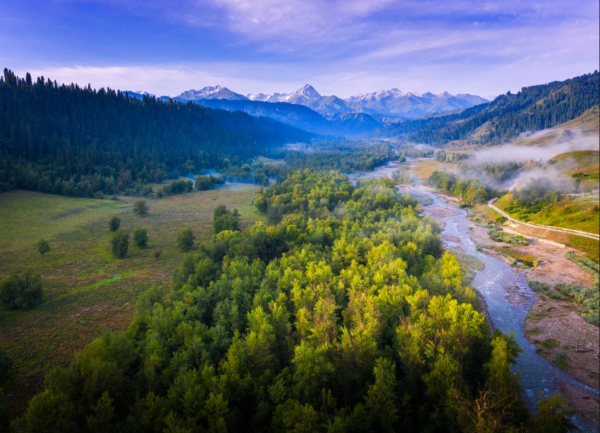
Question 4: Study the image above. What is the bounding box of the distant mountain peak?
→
[177,86,248,101]
[288,84,321,100]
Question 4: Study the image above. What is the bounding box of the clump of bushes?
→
[109,216,121,232]
[133,227,148,248]
[177,228,195,252]
[529,280,599,326]
[0,269,43,310]
[110,230,129,259]
[36,239,51,255]
[487,226,529,245]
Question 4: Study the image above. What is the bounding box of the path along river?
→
[359,160,599,432]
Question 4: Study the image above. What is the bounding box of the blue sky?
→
[1,0,598,97]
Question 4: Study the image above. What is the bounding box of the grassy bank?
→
[0,184,263,414]
[495,193,599,235]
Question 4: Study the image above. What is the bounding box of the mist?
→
[470,131,599,165]
[466,127,599,191]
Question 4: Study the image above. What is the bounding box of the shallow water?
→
[360,162,599,432]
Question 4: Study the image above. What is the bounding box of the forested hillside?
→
[388,71,599,144]
[10,170,564,433]
[0,70,311,197]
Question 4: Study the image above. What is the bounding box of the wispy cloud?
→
[3,0,599,96]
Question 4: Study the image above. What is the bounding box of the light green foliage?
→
[15,170,532,432]
[429,171,491,205]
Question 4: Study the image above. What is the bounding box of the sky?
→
[1,0,598,98]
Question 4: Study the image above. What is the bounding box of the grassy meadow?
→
[495,194,600,234]
[0,184,263,414]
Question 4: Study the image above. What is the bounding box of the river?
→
[359,160,599,432]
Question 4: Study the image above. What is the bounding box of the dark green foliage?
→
[389,71,599,144]
[177,228,195,252]
[11,390,77,433]
[36,238,51,255]
[133,199,149,217]
[283,144,394,172]
[530,394,577,433]
[213,205,240,233]
[196,175,225,191]
[0,347,12,384]
[513,179,562,209]
[0,69,311,197]
[109,216,121,232]
[0,269,43,310]
[429,171,492,205]
[110,230,129,259]
[133,227,148,248]
[15,170,535,432]
[160,179,194,196]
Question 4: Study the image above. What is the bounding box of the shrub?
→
[0,269,43,310]
[133,199,149,217]
[0,347,13,384]
[177,228,195,252]
[213,205,240,233]
[36,239,51,255]
[109,216,121,232]
[133,227,148,248]
[110,230,129,258]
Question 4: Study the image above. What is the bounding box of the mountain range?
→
[126,84,490,136]
[168,83,490,119]
[386,71,600,145]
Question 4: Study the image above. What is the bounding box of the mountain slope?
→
[188,98,332,134]
[386,71,600,144]
[189,98,380,135]
[0,69,311,196]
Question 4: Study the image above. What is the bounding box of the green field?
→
[0,184,263,414]
[495,194,600,235]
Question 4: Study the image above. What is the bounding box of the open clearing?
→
[0,184,262,415]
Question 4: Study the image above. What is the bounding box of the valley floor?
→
[0,184,263,415]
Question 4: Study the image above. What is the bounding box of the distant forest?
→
[388,71,600,144]
[0,70,311,197]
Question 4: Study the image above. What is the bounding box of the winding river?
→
[360,160,599,432]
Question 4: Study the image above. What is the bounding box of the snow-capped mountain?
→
[165,83,490,119]
[176,86,248,101]
[247,92,288,103]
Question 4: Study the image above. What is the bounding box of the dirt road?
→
[488,198,600,241]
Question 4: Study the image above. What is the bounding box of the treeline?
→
[283,144,394,172]
[436,152,469,163]
[429,171,493,205]
[388,71,599,144]
[0,69,311,197]
[10,170,571,432]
